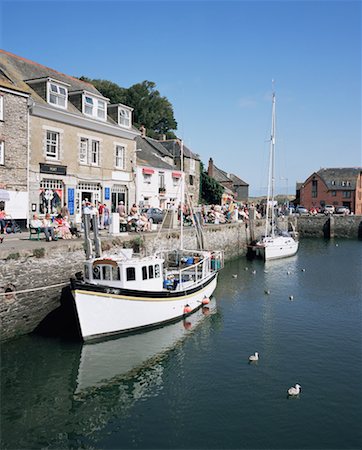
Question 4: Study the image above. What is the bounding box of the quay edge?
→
[1,216,361,342]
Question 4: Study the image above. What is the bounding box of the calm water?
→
[1,239,361,450]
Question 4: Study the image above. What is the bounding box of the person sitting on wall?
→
[54,214,73,239]
[139,212,151,232]
[30,213,57,242]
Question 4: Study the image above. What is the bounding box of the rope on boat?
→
[0,282,69,297]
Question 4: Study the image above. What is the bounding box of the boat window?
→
[155,264,160,278]
[148,265,154,279]
[126,267,136,281]
[93,266,100,280]
[84,265,90,280]
[142,266,148,280]
[112,266,120,281]
[102,265,111,281]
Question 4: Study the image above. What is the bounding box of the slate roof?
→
[135,136,174,170]
[316,167,362,190]
[0,50,138,131]
[159,139,200,161]
[211,164,248,186]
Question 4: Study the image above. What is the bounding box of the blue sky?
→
[1,0,361,195]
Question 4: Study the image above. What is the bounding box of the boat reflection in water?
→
[74,299,217,398]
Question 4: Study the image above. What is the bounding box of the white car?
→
[323,205,335,215]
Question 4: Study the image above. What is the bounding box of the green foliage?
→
[200,162,224,204]
[33,248,45,259]
[79,78,177,139]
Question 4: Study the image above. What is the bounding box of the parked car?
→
[295,206,309,216]
[140,207,164,224]
[323,205,335,215]
[335,206,350,215]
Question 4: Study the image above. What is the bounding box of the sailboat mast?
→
[180,139,184,250]
[270,91,276,238]
[265,90,276,238]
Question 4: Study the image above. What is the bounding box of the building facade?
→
[0,79,30,223]
[0,50,139,224]
[135,135,182,209]
[300,168,362,214]
[159,139,201,206]
[207,158,249,204]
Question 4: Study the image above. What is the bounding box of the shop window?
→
[39,179,63,214]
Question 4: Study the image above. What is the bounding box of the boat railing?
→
[162,249,224,291]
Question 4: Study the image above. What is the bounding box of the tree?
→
[200,162,224,204]
[79,78,177,139]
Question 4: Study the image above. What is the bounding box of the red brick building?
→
[300,168,362,214]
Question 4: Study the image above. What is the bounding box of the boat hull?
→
[71,273,218,341]
[255,236,299,261]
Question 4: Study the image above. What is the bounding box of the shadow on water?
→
[1,300,219,450]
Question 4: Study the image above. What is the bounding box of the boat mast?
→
[265,87,276,238]
[180,139,184,250]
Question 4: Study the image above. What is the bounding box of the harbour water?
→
[1,238,361,449]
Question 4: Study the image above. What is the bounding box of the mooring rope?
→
[0,282,69,297]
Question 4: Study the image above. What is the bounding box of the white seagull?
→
[287,384,302,396]
[249,352,259,362]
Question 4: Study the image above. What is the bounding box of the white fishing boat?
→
[71,142,224,341]
[253,88,299,261]
[75,299,216,395]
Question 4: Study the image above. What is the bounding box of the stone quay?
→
[1,215,361,342]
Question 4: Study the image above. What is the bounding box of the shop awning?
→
[142,168,155,175]
[0,189,10,201]
[172,172,182,178]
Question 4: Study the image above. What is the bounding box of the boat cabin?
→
[83,256,164,291]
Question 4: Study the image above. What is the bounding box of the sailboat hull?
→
[71,273,218,341]
[255,236,299,261]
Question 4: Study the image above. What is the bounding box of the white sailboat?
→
[254,89,299,261]
[71,141,224,341]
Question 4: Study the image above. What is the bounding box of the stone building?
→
[0,72,30,224]
[207,158,249,203]
[300,167,362,214]
[159,139,201,206]
[0,50,139,223]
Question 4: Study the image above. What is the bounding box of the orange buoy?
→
[202,306,210,315]
[202,297,210,305]
[183,304,192,314]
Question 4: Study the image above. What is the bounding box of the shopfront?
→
[111,184,128,212]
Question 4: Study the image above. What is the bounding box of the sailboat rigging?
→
[252,88,299,261]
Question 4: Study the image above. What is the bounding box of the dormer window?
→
[82,94,107,121]
[331,180,336,185]
[119,107,131,128]
[47,81,68,109]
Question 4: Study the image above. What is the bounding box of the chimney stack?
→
[139,125,146,137]
[208,158,214,178]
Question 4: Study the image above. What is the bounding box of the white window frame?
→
[0,141,4,165]
[0,96,3,120]
[47,81,67,109]
[119,107,131,128]
[46,130,60,160]
[143,174,151,184]
[115,144,125,170]
[79,136,100,166]
[83,94,107,121]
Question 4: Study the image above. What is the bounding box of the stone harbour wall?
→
[0,222,261,342]
[1,215,360,342]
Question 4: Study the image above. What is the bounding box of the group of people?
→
[198,203,254,225]
[30,209,79,242]
[117,202,152,232]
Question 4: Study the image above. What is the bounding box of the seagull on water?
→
[249,352,259,362]
[287,384,302,396]
[232,274,238,278]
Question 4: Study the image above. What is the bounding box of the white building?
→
[135,136,182,209]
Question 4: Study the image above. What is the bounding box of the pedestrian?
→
[60,203,70,220]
